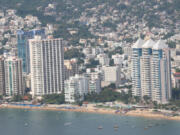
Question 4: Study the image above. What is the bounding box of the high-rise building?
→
[0,56,5,95]
[151,40,172,103]
[131,39,172,103]
[131,38,144,96]
[4,56,24,96]
[29,36,64,96]
[140,39,155,97]
[17,29,45,73]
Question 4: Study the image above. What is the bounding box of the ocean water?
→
[0,108,180,135]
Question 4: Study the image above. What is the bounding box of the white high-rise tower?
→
[131,39,172,103]
[140,39,155,97]
[29,36,64,96]
[4,56,24,96]
[151,40,172,103]
[131,38,144,96]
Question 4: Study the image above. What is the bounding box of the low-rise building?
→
[172,72,180,89]
[102,66,121,87]
[97,53,110,66]
[65,75,89,103]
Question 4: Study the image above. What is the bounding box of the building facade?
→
[4,57,24,96]
[65,75,89,103]
[103,66,121,87]
[131,39,172,103]
[151,40,172,103]
[0,56,5,95]
[131,38,144,96]
[17,29,45,73]
[29,36,64,96]
[64,59,78,80]
[85,72,101,93]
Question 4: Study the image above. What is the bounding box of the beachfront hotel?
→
[0,56,5,95]
[29,36,64,96]
[4,56,24,96]
[131,38,172,104]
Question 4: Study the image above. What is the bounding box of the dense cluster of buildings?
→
[0,34,175,104]
[0,7,178,105]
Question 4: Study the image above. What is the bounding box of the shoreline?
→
[1,104,180,121]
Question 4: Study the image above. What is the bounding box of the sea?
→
[0,108,180,135]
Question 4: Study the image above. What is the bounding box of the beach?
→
[1,103,180,121]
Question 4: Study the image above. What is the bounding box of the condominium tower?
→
[131,38,172,103]
[17,29,45,73]
[0,56,5,95]
[29,36,64,96]
[4,56,24,96]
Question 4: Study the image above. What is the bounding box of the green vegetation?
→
[107,47,123,58]
[102,20,117,31]
[163,32,175,39]
[0,47,10,55]
[1,38,8,45]
[109,59,114,66]
[0,0,178,44]
[172,88,180,100]
[84,85,132,104]
[64,48,84,59]
[176,68,180,72]
[12,95,23,102]
[0,95,3,100]
[167,41,176,48]
[85,59,99,68]
[41,94,65,104]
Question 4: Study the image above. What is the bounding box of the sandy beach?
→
[1,104,180,121]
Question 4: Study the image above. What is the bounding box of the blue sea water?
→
[0,108,180,135]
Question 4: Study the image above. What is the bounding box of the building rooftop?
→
[132,38,144,49]
[142,39,155,48]
[153,40,168,50]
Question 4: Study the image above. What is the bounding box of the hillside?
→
[0,0,179,44]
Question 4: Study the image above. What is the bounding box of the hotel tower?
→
[132,38,172,103]
[29,36,64,96]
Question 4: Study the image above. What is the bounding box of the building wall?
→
[17,29,45,73]
[65,75,89,103]
[0,57,5,95]
[29,36,64,96]
[131,40,172,103]
[103,66,121,87]
[131,48,142,96]
[4,57,24,96]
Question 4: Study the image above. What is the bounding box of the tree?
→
[64,48,84,59]
[134,96,140,103]
[176,68,180,72]
[0,95,3,100]
[85,59,99,68]
[42,94,65,104]
[143,95,151,104]
[109,59,114,66]
[172,88,180,100]
[74,93,83,106]
[167,41,176,48]
[12,95,23,102]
